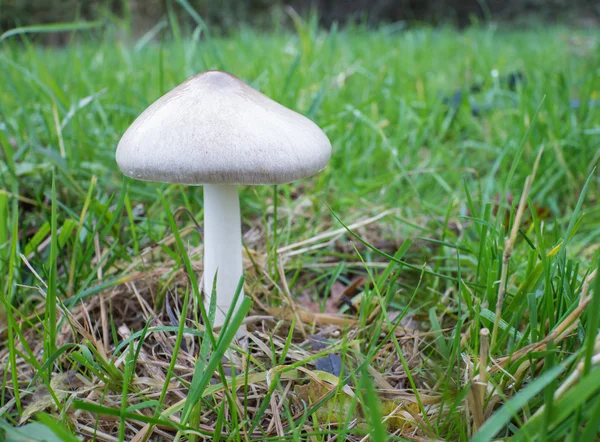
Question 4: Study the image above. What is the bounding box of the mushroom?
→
[116,71,331,328]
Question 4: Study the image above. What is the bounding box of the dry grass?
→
[1,213,441,441]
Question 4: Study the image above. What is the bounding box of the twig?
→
[491,269,596,372]
[553,334,600,398]
[473,328,490,430]
[478,328,490,386]
[94,222,109,356]
[491,145,544,348]
[526,334,600,423]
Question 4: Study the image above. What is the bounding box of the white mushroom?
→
[116,70,331,328]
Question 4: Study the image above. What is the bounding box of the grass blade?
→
[0,21,103,41]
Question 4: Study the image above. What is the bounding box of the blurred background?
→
[3,0,599,41]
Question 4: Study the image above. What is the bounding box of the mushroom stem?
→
[203,183,244,328]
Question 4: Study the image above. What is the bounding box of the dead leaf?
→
[310,335,343,376]
[297,292,321,313]
[388,312,419,331]
[297,277,366,315]
[327,281,347,313]
[381,400,420,433]
[327,276,366,314]
[267,306,356,327]
[20,371,83,424]
[491,192,551,233]
[294,378,353,424]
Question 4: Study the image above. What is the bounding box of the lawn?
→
[1,17,600,441]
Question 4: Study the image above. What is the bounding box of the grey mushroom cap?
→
[116,71,332,185]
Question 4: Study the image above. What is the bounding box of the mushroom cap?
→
[116,71,332,185]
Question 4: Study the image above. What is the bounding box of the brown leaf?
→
[326,281,347,313]
[298,292,321,313]
[296,276,367,315]
[490,192,552,233]
[326,276,366,314]
[388,312,419,330]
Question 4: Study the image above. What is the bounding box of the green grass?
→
[1,14,600,442]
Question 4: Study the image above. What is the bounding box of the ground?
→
[0,20,599,441]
